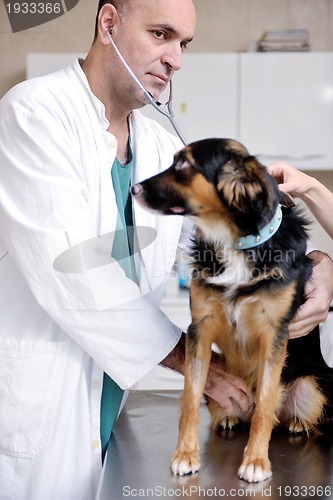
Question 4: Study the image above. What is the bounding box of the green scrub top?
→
[100,147,136,461]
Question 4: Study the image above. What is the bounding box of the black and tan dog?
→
[131,138,333,483]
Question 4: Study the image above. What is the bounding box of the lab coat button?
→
[91,438,100,449]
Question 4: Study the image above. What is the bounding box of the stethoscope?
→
[106,29,187,145]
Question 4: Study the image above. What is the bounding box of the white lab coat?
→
[0,60,184,499]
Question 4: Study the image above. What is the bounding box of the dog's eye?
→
[175,160,191,171]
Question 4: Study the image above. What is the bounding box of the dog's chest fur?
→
[191,236,254,296]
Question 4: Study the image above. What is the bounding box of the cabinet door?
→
[142,53,239,144]
[240,53,333,170]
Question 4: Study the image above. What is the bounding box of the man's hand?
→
[288,251,333,338]
[162,333,254,415]
[205,350,254,415]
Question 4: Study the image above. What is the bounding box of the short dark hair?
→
[93,0,128,42]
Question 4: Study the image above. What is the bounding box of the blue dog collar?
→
[234,205,283,250]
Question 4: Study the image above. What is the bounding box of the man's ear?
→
[98,3,120,46]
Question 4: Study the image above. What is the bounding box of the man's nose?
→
[161,43,183,72]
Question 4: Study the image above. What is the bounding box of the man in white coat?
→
[0,0,332,498]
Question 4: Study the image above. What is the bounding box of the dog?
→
[131,138,333,483]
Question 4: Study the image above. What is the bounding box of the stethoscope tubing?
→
[106,30,187,145]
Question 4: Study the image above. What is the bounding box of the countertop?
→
[97,390,333,499]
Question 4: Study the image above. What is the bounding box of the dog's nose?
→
[131,183,143,196]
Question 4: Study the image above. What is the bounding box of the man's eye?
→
[154,30,166,40]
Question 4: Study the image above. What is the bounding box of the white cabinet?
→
[26,52,86,78]
[239,52,333,170]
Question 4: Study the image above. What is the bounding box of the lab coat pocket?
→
[0,339,68,459]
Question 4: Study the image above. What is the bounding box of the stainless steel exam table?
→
[97,390,333,499]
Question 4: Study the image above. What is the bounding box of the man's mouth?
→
[149,73,169,86]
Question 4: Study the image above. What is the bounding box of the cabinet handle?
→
[258,154,326,161]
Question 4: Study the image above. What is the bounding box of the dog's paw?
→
[170,450,200,476]
[238,459,272,483]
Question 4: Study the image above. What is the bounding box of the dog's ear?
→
[279,190,296,208]
[217,155,275,233]
[217,156,270,213]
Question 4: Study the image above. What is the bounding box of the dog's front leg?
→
[238,337,287,483]
[171,322,212,476]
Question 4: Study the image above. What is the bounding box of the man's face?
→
[113,0,196,107]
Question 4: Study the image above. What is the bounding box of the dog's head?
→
[132,138,293,241]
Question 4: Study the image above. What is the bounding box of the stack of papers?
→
[257,29,310,52]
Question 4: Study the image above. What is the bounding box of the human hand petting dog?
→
[288,250,333,339]
[268,162,333,239]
